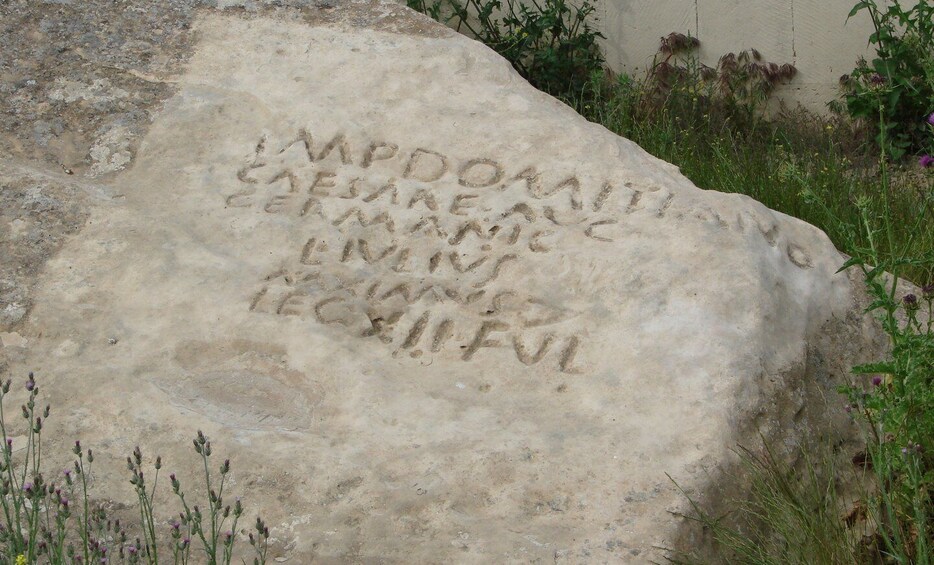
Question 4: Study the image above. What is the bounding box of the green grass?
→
[670,442,873,565]
[567,74,934,563]
[572,74,933,286]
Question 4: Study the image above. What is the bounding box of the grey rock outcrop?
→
[0,2,887,561]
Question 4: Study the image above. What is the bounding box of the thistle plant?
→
[168,431,250,565]
[842,0,934,159]
[0,374,270,564]
[248,517,270,565]
[837,227,934,561]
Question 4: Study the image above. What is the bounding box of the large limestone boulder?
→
[0,1,885,561]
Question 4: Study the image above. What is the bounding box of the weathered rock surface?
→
[1,1,888,562]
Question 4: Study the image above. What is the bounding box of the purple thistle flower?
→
[25,375,35,391]
[870,73,885,85]
[904,293,919,311]
[871,375,883,386]
[923,284,934,300]
[921,155,934,168]
[927,112,934,126]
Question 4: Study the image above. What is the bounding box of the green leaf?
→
[866,298,895,313]
[865,264,887,281]
[848,0,871,19]
[852,361,896,374]
[837,255,865,273]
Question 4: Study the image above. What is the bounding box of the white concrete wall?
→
[593,0,877,113]
[399,0,878,113]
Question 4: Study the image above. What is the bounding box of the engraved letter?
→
[786,243,812,269]
[359,239,398,264]
[362,141,399,168]
[513,333,555,365]
[402,311,431,349]
[410,216,447,238]
[404,148,448,182]
[559,336,581,373]
[333,208,395,233]
[512,167,542,195]
[300,238,321,265]
[458,158,504,188]
[515,168,582,209]
[314,296,352,326]
[462,321,510,361]
[225,186,255,208]
[270,170,300,193]
[362,311,404,343]
[585,219,617,242]
[283,128,315,162]
[299,197,325,218]
[277,290,309,316]
[337,178,362,199]
[408,189,439,211]
[363,180,399,204]
[264,194,291,214]
[592,181,615,212]
[473,254,518,288]
[504,203,536,222]
[529,230,553,253]
[550,177,583,210]
[317,133,353,164]
[450,193,479,216]
[448,221,487,245]
[310,171,337,195]
[249,287,269,311]
[432,319,455,352]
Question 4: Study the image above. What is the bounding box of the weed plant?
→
[676,127,933,562]
[833,122,934,561]
[840,0,934,159]
[613,25,934,565]
[406,0,604,98]
[0,374,270,564]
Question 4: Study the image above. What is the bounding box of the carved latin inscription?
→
[228,129,813,372]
